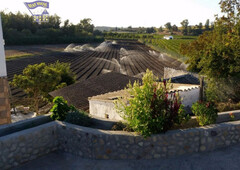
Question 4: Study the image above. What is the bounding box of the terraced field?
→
[6,40,185,100]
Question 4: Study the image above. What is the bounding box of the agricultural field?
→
[5,44,69,60]
[104,33,197,61]
[139,35,197,61]
[6,40,185,102]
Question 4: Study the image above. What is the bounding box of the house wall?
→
[89,88,200,121]
[89,100,123,120]
[179,88,199,108]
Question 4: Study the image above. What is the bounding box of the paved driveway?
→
[14,143,240,170]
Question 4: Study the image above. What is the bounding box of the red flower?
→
[206,102,210,108]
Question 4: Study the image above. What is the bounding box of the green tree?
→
[39,14,61,29]
[205,19,210,30]
[164,22,172,32]
[158,26,163,32]
[172,24,178,32]
[146,27,156,33]
[180,19,189,35]
[78,18,94,33]
[1,11,103,45]
[180,0,240,102]
[49,61,76,86]
[11,62,76,113]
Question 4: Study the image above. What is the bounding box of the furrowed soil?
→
[6,40,185,109]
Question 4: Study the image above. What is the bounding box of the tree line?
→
[0,11,104,45]
[159,19,214,35]
[106,19,214,36]
[0,11,214,45]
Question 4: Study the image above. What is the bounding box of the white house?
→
[89,83,200,121]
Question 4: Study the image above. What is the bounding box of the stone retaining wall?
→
[0,122,58,169]
[1,120,240,169]
[0,77,11,125]
[57,121,240,159]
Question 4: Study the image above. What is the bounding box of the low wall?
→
[1,119,240,169]
[0,122,58,169]
[57,121,240,159]
[0,113,52,137]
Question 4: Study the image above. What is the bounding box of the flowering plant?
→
[115,69,189,137]
[192,101,218,126]
[229,112,235,121]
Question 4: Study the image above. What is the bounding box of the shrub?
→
[115,69,189,137]
[65,110,91,127]
[50,96,76,121]
[191,101,218,126]
[216,102,240,112]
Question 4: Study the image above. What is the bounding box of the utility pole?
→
[0,14,11,125]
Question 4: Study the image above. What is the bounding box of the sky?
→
[1,0,222,27]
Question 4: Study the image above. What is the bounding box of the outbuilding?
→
[163,35,173,40]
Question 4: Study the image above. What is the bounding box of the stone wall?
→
[57,122,199,159]
[0,122,58,169]
[2,119,240,169]
[0,77,11,125]
[57,120,240,159]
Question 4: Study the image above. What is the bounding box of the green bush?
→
[192,101,218,126]
[50,96,76,121]
[65,110,91,127]
[115,69,189,137]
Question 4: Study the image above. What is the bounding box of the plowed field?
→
[6,40,184,100]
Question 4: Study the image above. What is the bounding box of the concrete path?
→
[14,143,240,170]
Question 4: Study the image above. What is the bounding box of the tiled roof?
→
[89,83,199,102]
[165,74,200,85]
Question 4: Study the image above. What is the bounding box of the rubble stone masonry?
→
[0,77,11,125]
